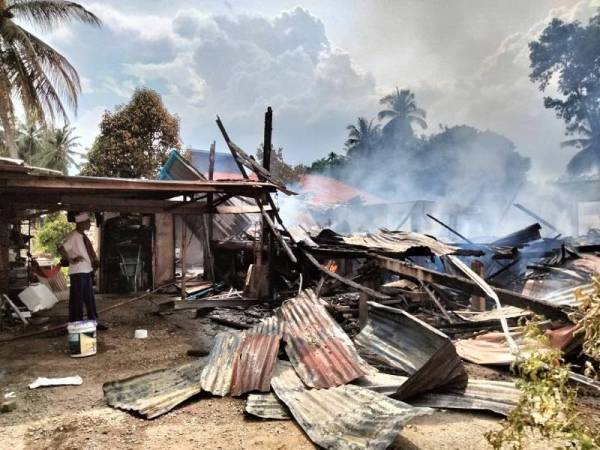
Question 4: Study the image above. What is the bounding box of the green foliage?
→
[256,145,306,185]
[34,124,83,174]
[576,276,600,378]
[0,0,100,158]
[305,152,347,175]
[529,13,600,175]
[415,125,531,196]
[34,213,73,257]
[345,117,381,158]
[12,120,83,173]
[16,119,44,165]
[378,87,427,150]
[486,318,598,450]
[81,88,181,178]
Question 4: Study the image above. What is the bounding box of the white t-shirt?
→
[62,230,93,275]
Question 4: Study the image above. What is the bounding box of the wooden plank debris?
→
[372,254,570,320]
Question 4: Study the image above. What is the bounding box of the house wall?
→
[154,213,175,286]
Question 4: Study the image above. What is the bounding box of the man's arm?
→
[58,244,84,265]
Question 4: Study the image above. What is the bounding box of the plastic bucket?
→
[67,320,97,357]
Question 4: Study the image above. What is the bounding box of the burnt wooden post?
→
[181,216,187,300]
[358,293,369,329]
[204,141,216,281]
[470,259,486,311]
[262,107,274,298]
[0,209,10,295]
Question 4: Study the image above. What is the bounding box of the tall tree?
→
[0,0,100,158]
[35,124,82,174]
[529,13,600,175]
[82,88,181,178]
[344,117,381,157]
[16,117,43,164]
[377,88,427,149]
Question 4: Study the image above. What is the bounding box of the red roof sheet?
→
[230,317,284,396]
[278,290,372,388]
[298,174,383,207]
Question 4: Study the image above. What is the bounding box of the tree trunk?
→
[0,82,18,159]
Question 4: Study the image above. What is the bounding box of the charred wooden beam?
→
[259,205,297,264]
[302,250,389,300]
[0,194,267,215]
[158,298,264,312]
[371,254,569,320]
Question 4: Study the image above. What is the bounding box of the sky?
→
[35,0,600,181]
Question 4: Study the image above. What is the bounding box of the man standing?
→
[59,212,105,328]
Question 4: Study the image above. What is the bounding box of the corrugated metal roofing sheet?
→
[311,228,461,257]
[200,332,243,396]
[411,379,519,416]
[298,173,384,207]
[542,282,593,307]
[340,229,459,256]
[245,392,291,420]
[353,372,518,416]
[250,372,518,419]
[454,306,531,322]
[278,289,372,388]
[103,357,208,419]
[230,317,284,396]
[271,362,431,450]
[354,302,468,399]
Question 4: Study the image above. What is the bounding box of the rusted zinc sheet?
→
[352,371,408,395]
[200,332,243,396]
[271,362,431,450]
[453,306,531,322]
[230,317,284,396]
[542,282,594,308]
[455,324,579,365]
[316,228,459,256]
[353,372,518,416]
[411,379,519,416]
[103,357,207,419]
[354,302,468,399]
[278,289,371,388]
[245,392,291,420]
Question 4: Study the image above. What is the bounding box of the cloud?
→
[114,6,376,161]
[42,0,600,181]
[71,105,106,150]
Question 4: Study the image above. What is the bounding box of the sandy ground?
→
[0,295,597,450]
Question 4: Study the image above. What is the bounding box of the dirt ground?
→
[0,295,598,450]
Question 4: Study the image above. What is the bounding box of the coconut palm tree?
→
[561,120,600,175]
[0,0,100,158]
[16,117,43,164]
[35,124,82,173]
[378,88,427,148]
[344,117,381,158]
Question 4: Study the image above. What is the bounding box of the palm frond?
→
[413,107,427,119]
[409,115,428,130]
[24,29,81,110]
[377,109,396,120]
[1,21,72,123]
[7,0,101,31]
[561,138,589,148]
